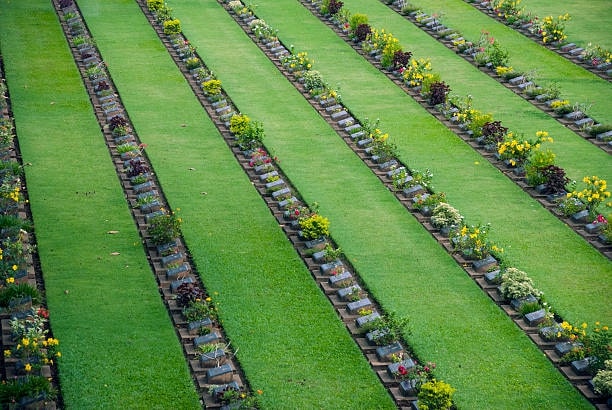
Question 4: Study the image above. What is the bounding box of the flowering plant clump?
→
[183,294,219,323]
[417,379,455,410]
[147,209,182,245]
[393,358,436,391]
[229,114,264,151]
[302,70,327,95]
[249,19,278,42]
[451,223,503,260]
[474,31,509,68]
[592,360,612,397]
[430,203,463,229]
[565,175,612,215]
[497,130,553,167]
[163,18,181,35]
[380,36,403,70]
[280,49,313,76]
[559,322,610,375]
[6,309,61,374]
[550,99,572,115]
[499,267,542,300]
[298,213,330,240]
[492,0,525,24]
[413,192,446,212]
[202,79,222,98]
[536,14,571,44]
[583,43,612,67]
[402,58,434,87]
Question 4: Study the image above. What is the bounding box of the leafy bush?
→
[147,210,182,245]
[593,360,612,397]
[417,379,455,410]
[163,18,181,35]
[298,214,330,240]
[349,13,368,33]
[499,267,541,300]
[430,203,462,229]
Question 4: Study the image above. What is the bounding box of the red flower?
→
[398,365,407,376]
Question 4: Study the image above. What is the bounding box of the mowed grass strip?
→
[406,0,612,124]
[0,0,201,408]
[249,0,612,325]
[164,1,590,408]
[76,1,394,408]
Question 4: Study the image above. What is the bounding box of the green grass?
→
[159,0,591,407]
[0,0,200,408]
[518,0,612,50]
[76,0,394,408]
[396,0,612,125]
[248,0,612,324]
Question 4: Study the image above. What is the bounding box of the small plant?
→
[0,375,56,404]
[565,175,612,216]
[427,81,450,106]
[147,0,164,12]
[147,209,182,245]
[175,282,204,308]
[163,18,181,35]
[327,0,344,16]
[0,282,40,310]
[550,99,573,115]
[413,192,446,212]
[323,244,342,262]
[183,296,219,322]
[185,57,201,70]
[298,213,330,240]
[202,79,222,98]
[592,359,612,397]
[302,70,326,94]
[451,223,502,260]
[499,267,542,300]
[480,120,508,146]
[359,312,410,346]
[430,203,463,229]
[536,13,571,44]
[417,379,455,410]
[402,58,433,87]
[525,147,556,186]
[392,357,436,392]
[497,130,553,167]
[392,50,413,70]
[349,13,368,34]
[354,23,372,43]
[539,165,568,194]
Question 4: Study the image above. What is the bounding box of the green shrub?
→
[298,214,330,240]
[163,18,181,35]
[417,379,455,410]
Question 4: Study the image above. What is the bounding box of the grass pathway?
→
[76,0,394,407]
[0,0,201,407]
[164,0,591,407]
[243,0,612,324]
[403,0,612,125]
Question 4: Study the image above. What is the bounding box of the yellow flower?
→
[3,350,10,357]
[24,363,32,372]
